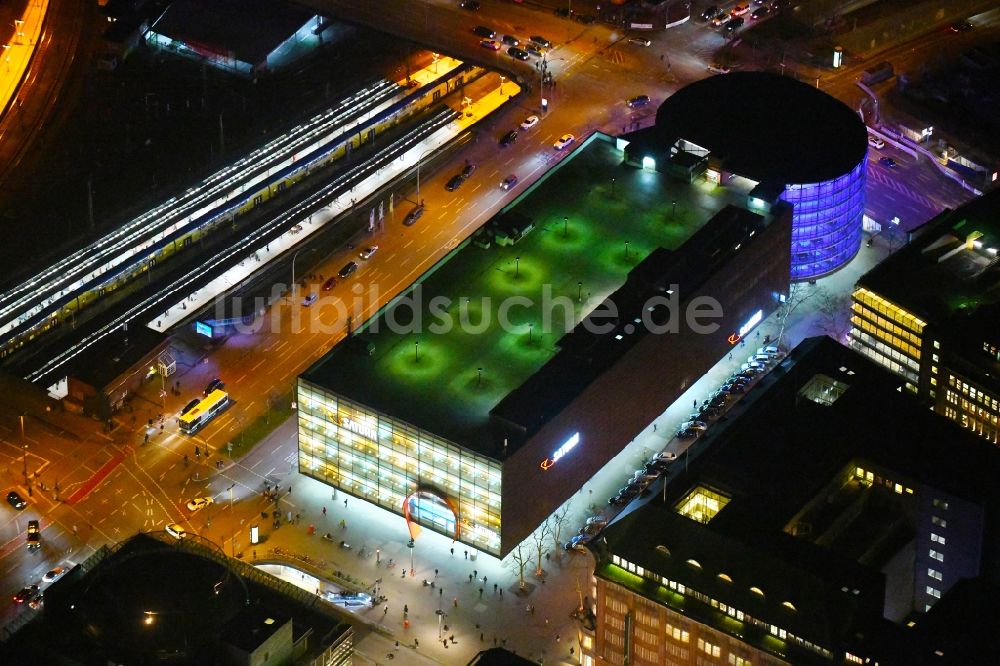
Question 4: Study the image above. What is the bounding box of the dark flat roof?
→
[596,336,1000,654]
[857,188,1000,327]
[220,606,290,653]
[654,72,868,184]
[151,0,313,64]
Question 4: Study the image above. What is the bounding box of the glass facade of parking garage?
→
[783,159,866,281]
[296,378,503,554]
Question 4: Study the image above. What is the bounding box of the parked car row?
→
[680,344,783,438]
[474,28,552,60]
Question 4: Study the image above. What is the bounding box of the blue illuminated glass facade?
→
[782,157,866,281]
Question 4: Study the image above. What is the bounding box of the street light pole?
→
[20,415,27,486]
[290,247,316,302]
[229,484,236,558]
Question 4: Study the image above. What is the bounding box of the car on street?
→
[711,12,729,26]
[501,35,519,46]
[445,174,466,191]
[338,261,359,278]
[28,593,43,610]
[26,520,40,550]
[42,567,65,583]
[459,0,480,9]
[473,26,496,39]
[553,134,576,150]
[301,292,318,307]
[676,426,700,439]
[750,6,769,19]
[499,130,518,147]
[359,245,379,260]
[731,2,750,16]
[879,156,898,169]
[322,276,338,290]
[627,94,650,108]
[13,584,38,604]
[868,135,885,149]
[681,420,708,431]
[479,39,500,51]
[520,115,539,130]
[701,6,723,20]
[165,523,187,539]
[181,398,200,415]
[500,174,519,190]
[564,534,591,551]
[507,47,530,61]
[530,35,552,48]
[579,522,604,537]
[186,497,214,512]
[725,17,745,33]
[525,44,545,58]
[404,203,424,226]
[586,515,608,527]
[948,21,973,33]
[6,491,26,510]
[204,377,224,395]
[627,37,652,46]
[708,63,732,74]
[461,163,477,178]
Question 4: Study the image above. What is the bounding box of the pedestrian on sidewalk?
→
[288,486,292,494]
[450,547,454,556]
[483,575,487,585]
[453,597,458,608]
[499,588,503,598]
[322,507,327,516]
[404,604,408,614]
[468,573,473,583]
[480,632,484,641]
[344,498,348,508]
[434,568,439,577]
[493,583,497,594]
[383,605,389,616]
[479,587,484,598]
[464,550,468,559]
[473,569,478,578]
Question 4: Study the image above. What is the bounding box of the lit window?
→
[931,533,946,545]
[926,586,941,599]
[697,638,721,657]
[928,568,943,581]
[895,483,903,494]
[675,486,731,523]
[932,516,947,528]
[933,498,950,510]
[933,340,940,349]
[929,549,944,562]
[729,655,751,666]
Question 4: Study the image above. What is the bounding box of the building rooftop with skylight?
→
[587,336,1000,664]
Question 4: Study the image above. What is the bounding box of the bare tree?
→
[571,549,594,613]
[549,503,572,555]
[530,520,553,577]
[504,543,530,591]
[816,289,853,342]
[774,282,825,347]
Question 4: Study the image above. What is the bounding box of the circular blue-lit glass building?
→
[644,72,868,281]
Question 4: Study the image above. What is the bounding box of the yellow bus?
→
[178,390,230,434]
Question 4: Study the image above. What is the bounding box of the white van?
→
[867,135,885,149]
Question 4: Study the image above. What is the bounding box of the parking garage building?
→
[297,135,792,557]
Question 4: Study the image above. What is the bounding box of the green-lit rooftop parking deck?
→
[301,134,749,457]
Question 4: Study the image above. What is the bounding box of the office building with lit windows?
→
[622,72,868,281]
[296,134,792,557]
[581,336,1000,665]
[851,189,1000,444]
